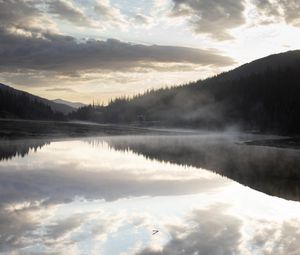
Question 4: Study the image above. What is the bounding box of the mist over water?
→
[0,0,299,254]
[0,133,300,254]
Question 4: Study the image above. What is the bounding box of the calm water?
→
[0,134,300,254]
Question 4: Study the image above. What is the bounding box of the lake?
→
[0,133,300,254]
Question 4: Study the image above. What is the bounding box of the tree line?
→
[70,65,300,134]
[1,63,299,135]
[0,89,65,120]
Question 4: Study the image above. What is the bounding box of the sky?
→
[0,0,300,104]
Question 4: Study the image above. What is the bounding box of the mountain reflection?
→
[106,135,300,201]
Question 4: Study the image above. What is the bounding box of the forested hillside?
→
[71,51,300,134]
[0,84,65,120]
[1,50,300,134]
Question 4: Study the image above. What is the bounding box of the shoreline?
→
[245,137,300,150]
[1,119,299,151]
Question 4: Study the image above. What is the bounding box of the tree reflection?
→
[0,139,50,161]
[107,135,300,201]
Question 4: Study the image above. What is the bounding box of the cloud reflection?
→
[136,204,242,255]
[0,136,300,254]
[0,139,229,206]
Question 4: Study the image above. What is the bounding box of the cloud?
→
[168,0,300,40]
[0,206,38,252]
[170,0,246,40]
[252,0,300,26]
[0,203,125,253]
[0,0,234,78]
[0,29,234,74]
[0,200,57,253]
[133,13,152,26]
[0,0,56,34]
[0,0,37,27]
[1,138,300,254]
[94,0,128,28]
[249,219,300,255]
[0,201,148,254]
[0,163,227,206]
[45,87,76,92]
[137,204,243,255]
[136,204,300,255]
[44,214,85,241]
[0,138,230,205]
[252,0,279,17]
[47,0,93,27]
[0,0,236,95]
[280,0,300,26]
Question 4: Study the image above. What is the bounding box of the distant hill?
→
[52,99,86,109]
[0,84,76,116]
[71,50,300,134]
[0,83,76,120]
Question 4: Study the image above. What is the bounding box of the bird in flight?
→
[152,230,159,235]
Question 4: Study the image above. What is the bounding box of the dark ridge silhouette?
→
[71,50,300,135]
[0,84,66,120]
[0,139,50,161]
[0,83,75,119]
[107,135,300,201]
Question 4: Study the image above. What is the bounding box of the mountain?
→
[217,50,300,81]
[0,83,77,120]
[71,50,300,134]
[0,84,76,115]
[52,99,85,109]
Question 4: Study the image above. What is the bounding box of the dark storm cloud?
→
[170,0,246,40]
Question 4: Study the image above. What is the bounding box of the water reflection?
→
[0,139,228,205]
[0,139,49,161]
[136,204,243,255]
[107,135,300,201]
[0,135,300,254]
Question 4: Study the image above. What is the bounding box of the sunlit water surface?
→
[0,135,300,255]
